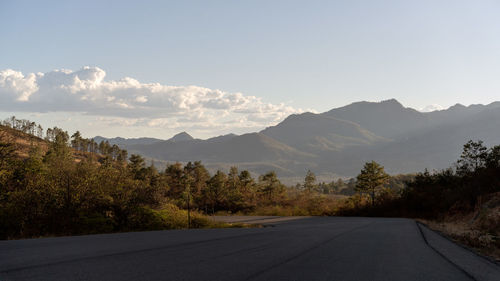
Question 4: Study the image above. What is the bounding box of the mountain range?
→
[95,99,500,183]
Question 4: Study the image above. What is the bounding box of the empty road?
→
[1,217,499,281]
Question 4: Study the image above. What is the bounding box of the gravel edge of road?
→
[417,221,500,266]
[416,221,500,281]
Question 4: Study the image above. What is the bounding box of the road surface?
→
[1,217,499,281]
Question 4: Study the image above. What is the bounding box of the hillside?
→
[0,124,104,163]
[0,125,49,158]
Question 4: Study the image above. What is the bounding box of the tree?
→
[239,170,255,192]
[227,166,240,189]
[486,145,500,169]
[45,128,53,142]
[71,131,82,150]
[181,172,194,228]
[303,170,317,193]
[258,171,285,204]
[128,154,146,179]
[117,149,128,163]
[239,170,256,209]
[81,138,90,153]
[98,140,111,155]
[355,161,389,206]
[183,161,209,210]
[111,144,121,160]
[43,128,75,232]
[36,124,43,138]
[457,140,488,174]
[165,162,184,198]
[205,170,228,213]
[226,166,244,211]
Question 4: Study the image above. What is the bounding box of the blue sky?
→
[1,0,500,138]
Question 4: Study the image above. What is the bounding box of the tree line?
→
[340,140,500,218]
[4,116,491,239]
[2,116,128,159]
[1,120,330,239]
[2,116,44,138]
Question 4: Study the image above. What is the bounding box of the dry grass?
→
[420,192,500,262]
[0,125,48,157]
[0,125,102,163]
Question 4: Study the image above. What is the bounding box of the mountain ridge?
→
[94,99,500,182]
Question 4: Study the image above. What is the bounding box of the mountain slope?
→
[96,99,500,181]
[127,132,314,164]
[315,104,500,176]
[169,132,194,142]
[260,112,388,153]
[1,125,101,163]
[93,136,163,146]
[323,99,430,139]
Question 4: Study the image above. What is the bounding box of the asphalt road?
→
[1,217,499,281]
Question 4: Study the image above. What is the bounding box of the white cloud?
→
[0,69,40,101]
[135,95,148,103]
[419,104,444,112]
[0,66,304,134]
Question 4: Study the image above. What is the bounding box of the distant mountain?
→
[323,99,430,139]
[316,101,500,176]
[168,132,193,142]
[205,133,237,143]
[127,132,313,165]
[354,106,500,175]
[95,99,500,183]
[425,102,500,127]
[93,136,163,146]
[261,112,388,153]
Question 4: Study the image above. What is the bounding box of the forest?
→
[0,117,345,239]
[1,116,498,243]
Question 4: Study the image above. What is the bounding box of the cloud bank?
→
[419,104,444,112]
[0,66,304,134]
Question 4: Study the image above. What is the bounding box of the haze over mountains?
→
[95,99,500,182]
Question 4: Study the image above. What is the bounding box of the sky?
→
[1,0,500,139]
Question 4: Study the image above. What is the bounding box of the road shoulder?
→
[417,222,500,281]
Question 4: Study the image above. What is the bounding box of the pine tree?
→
[303,170,317,193]
[457,140,488,174]
[355,161,389,206]
[258,171,285,203]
